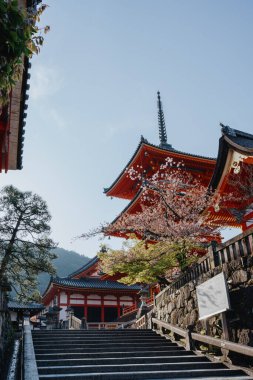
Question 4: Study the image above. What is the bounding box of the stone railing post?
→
[81,317,87,330]
[185,325,194,351]
[208,241,218,269]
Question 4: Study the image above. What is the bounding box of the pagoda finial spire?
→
[157,91,167,144]
[157,91,172,149]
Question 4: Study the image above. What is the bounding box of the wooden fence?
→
[151,317,253,360]
[156,226,253,301]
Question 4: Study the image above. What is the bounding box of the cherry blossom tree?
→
[81,158,222,282]
[83,158,220,242]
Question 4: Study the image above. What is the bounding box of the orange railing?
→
[122,295,154,316]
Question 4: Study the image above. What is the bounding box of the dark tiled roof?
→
[8,300,44,310]
[209,126,253,191]
[222,126,253,150]
[52,277,141,291]
[68,256,99,278]
[104,137,216,194]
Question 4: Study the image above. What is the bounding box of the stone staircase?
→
[32,329,251,379]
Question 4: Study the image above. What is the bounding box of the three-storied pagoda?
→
[105,93,253,236]
[104,92,216,239]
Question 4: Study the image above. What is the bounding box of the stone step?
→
[38,368,247,379]
[36,355,210,367]
[33,330,250,380]
[34,345,185,354]
[33,333,158,339]
[33,333,158,338]
[32,330,155,335]
[33,337,170,345]
[37,362,226,375]
[35,349,193,360]
[33,335,158,340]
[33,340,174,348]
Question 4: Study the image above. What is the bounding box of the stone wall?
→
[152,256,253,346]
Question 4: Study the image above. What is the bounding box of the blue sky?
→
[2,0,253,257]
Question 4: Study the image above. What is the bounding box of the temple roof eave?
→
[109,188,143,226]
[209,127,253,192]
[104,137,216,199]
[8,300,44,311]
[103,137,145,196]
[42,277,141,300]
[68,256,99,278]
[51,277,141,291]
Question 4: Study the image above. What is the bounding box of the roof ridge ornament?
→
[157,91,173,149]
[140,135,148,143]
[220,123,236,137]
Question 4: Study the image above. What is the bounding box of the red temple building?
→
[42,256,141,323]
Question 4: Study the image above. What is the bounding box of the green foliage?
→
[37,247,90,294]
[99,239,199,285]
[0,185,57,300]
[0,0,49,105]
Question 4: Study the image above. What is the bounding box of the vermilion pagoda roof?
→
[105,92,253,237]
[109,126,253,234]
[104,137,216,200]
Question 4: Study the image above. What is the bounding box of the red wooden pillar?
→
[117,296,121,318]
[101,295,104,322]
[67,291,70,307]
[84,294,87,319]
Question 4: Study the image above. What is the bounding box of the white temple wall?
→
[59,293,135,308]
[60,292,67,304]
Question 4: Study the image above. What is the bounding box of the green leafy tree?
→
[99,239,199,285]
[0,185,57,300]
[0,0,49,106]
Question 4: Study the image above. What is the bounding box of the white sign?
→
[196,272,230,320]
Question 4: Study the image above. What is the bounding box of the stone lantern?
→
[66,306,74,329]
[46,305,62,329]
[136,286,149,319]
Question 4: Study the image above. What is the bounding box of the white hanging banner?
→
[196,272,230,320]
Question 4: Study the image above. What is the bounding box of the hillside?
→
[38,247,90,294]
